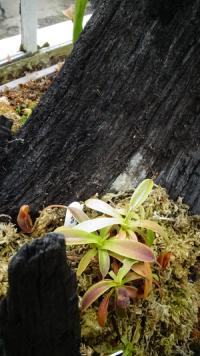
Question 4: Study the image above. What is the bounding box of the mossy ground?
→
[0,187,200,355]
[0,75,55,131]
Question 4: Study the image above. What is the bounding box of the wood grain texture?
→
[0,0,199,216]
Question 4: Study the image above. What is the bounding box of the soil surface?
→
[0,71,56,131]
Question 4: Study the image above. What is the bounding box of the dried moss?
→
[0,207,65,299]
[0,186,199,355]
[0,222,30,298]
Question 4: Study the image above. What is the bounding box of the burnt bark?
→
[0,0,199,216]
[0,234,80,356]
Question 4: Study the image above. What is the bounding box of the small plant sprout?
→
[55,179,166,278]
[54,180,165,328]
[55,225,155,278]
[85,179,166,244]
[81,259,149,327]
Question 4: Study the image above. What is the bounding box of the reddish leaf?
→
[125,286,138,301]
[127,230,138,241]
[132,262,153,298]
[132,262,147,278]
[103,239,155,262]
[117,230,127,240]
[97,290,113,327]
[81,280,115,312]
[111,259,120,274]
[17,205,33,233]
[143,262,153,298]
[157,252,174,269]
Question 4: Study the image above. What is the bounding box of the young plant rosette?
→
[55,179,166,325]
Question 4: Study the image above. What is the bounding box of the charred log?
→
[0,0,199,216]
[0,234,80,356]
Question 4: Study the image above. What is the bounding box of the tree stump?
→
[0,0,199,216]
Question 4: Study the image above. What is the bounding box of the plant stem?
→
[73,0,88,43]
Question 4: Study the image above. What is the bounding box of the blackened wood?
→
[0,116,13,168]
[0,0,199,216]
[0,234,80,356]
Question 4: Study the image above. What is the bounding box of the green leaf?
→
[109,271,116,280]
[103,239,155,262]
[152,273,160,281]
[64,237,96,245]
[116,258,135,283]
[129,179,154,210]
[131,220,166,238]
[99,226,112,239]
[146,229,155,246]
[123,272,142,284]
[54,227,98,244]
[98,249,110,278]
[85,198,121,218]
[77,248,97,276]
[81,280,115,312]
[75,217,121,232]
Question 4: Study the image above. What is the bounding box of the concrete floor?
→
[0,0,92,39]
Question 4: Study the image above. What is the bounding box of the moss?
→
[0,186,199,355]
[80,187,200,355]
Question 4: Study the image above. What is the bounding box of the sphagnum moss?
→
[0,186,199,355]
[80,187,200,355]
